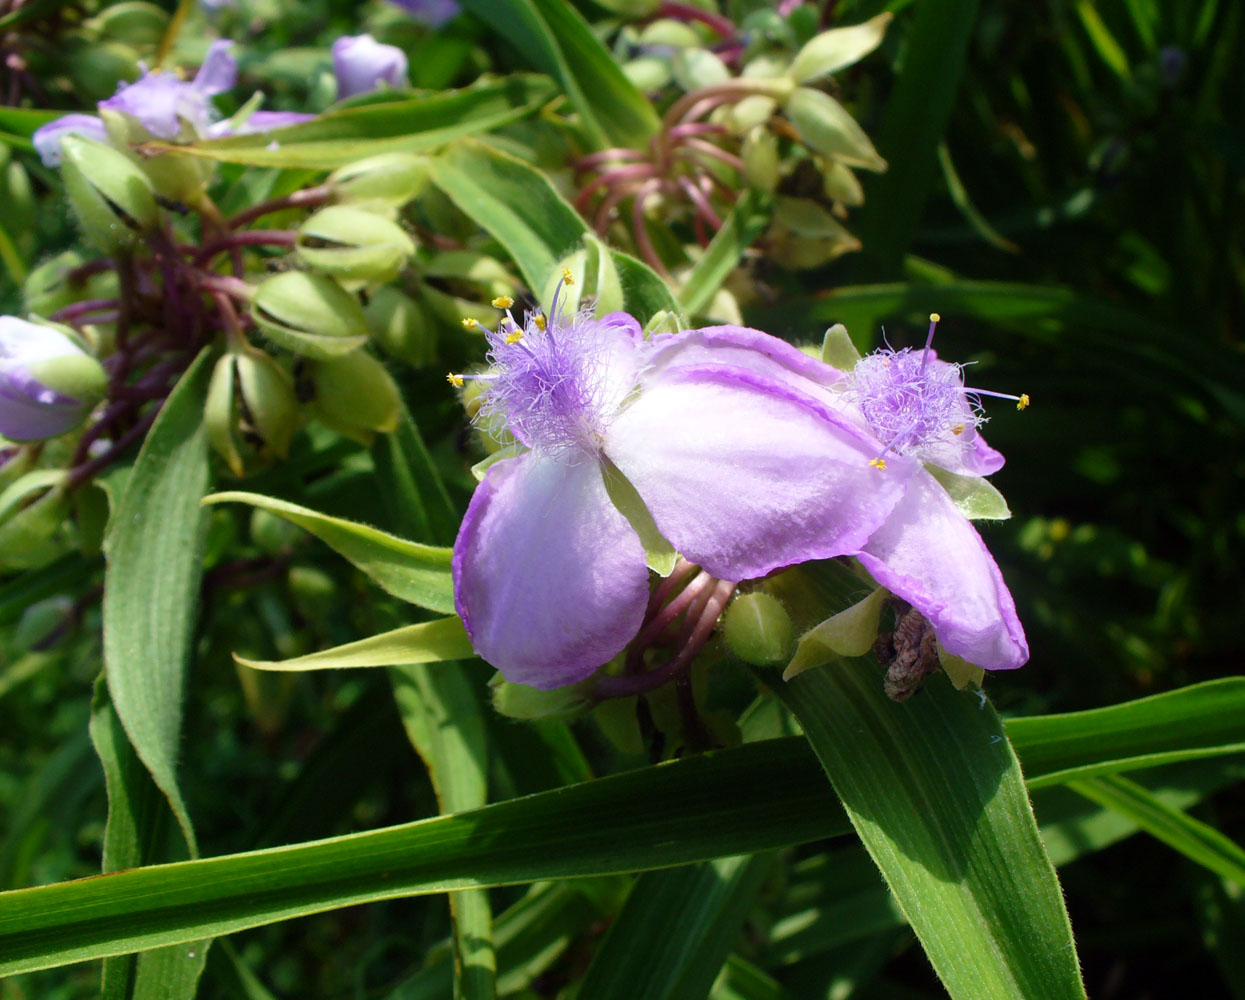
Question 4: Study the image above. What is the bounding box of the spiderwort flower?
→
[451,274,916,688]
[332,35,409,100]
[841,315,1030,671]
[0,317,107,442]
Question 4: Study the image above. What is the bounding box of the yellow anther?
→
[446,372,464,388]
[561,267,574,285]
[1017,393,1030,410]
[952,424,965,436]
[869,457,888,470]
[461,317,481,330]
[492,296,514,309]
[929,312,941,324]
[505,330,524,344]
[532,313,547,331]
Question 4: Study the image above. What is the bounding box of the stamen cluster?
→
[850,345,983,468]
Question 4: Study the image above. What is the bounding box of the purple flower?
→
[0,317,106,442]
[332,35,409,99]
[32,114,109,167]
[837,317,1029,671]
[451,284,916,688]
[389,0,460,27]
[209,109,317,138]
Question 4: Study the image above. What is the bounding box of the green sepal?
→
[788,12,893,84]
[490,673,591,721]
[59,135,159,254]
[820,322,861,370]
[328,152,430,210]
[296,205,415,284]
[784,86,888,172]
[601,456,677,576]
[305,349,401,443]
[783,585,886,680]
[251,271,370,359]
[926,464,1012,520]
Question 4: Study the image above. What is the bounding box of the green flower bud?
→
[251,272,370,359]
[789,13,892,85]
[741,127,780,192]
[13,595,74,652]
[672,49,731,92]
[728,94,778,133]
[0,470,71,571]
[490,672,590,721]
[59,135,159,254]
[768,196,861,269]
[296,205,415,283]
[623,56,672,94]
[638,19,700,49]
[287,565,337,623]
[542,237,623,318]
[364,286,437,366]
[23,251,86,317]
[723,592,795,667]
[85,1,169,47]
[822,160,865,206]
[206,347,301,476]
[303,349,400,443]
[250,507,302,555]
[65,39,141,102]
[328,153,430,210]
[784,86,887,173]
[100,109,215,204]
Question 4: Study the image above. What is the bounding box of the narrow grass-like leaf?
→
[1008,677,1245,788]
[1067,774,1245,885]
[0,739,852,976]
[152,77,556,168]
[371,398,459,547]
[392,662,495,1000]
[774,665,1086,1000]
[678,190,771,317]
[856,0,982,267]
[102,349,213,855]
[576,853,776,1000]
[456,0,659,149]
[203,491,455,614]
[234,617,473,671]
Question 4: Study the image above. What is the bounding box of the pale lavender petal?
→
[32,114,108,167]
[193,40,237,96]
[642,324,848,412]
[212,110,317,137]
[604,365,915,582]
[939,430,1005,477]
[101,71,204,138]
[453,451,650,688]
[332,35,409,100]
[855,472,1028,670]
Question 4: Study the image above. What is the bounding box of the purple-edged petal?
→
[193,40,237,96]
[332,35,409,99]
[210,110,317,137]
[855,472,1028,670]
[643,324,848,411]
[945,431,1005,477]
[32,114,108,167]
[604,365,915,582]
[453,451,650,688]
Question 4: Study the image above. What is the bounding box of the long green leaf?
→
[0,739,852,976]
[102,349,213,855]
[775,664,1086,1000]
[1067,774,1245,885]
[855,0,982,267]
[203,491,455,614]
[1008,677,1245,788]
[371,398,459,547]
[456,0,659,149]
[678,191,771,317]
[156,77,556,168]
[391,662,495,1000]
[234,617,473,671]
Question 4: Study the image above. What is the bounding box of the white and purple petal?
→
[32,114,108,167]
[453,450,650,688]
[855,472,1028,670]
[603,364,915,582]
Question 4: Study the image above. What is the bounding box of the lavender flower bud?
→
[295,205,415,283]
[332,35,409,100]
[0,317,107,442]
[250,273,370,360]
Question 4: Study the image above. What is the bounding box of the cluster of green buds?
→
[577,7,893,295]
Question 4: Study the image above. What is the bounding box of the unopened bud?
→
[23,251,87,317]
[822,160,865,206]
[788,13,892,85]
[100,109,215,203]
[296,205,415,283]
[328,153,429,210]
[59,135,159,253]
[741,127,780,192]
[303,349,400,443]
[0,317,106,442]
[0,470,71,571]
[365,286,436,365]
[784,87,887,173]
[723,592,794,667]
[206,347,300,476]
[671,49,731,92]
[251,272,370,359]
[85,2,170,47]
[65,38,141,102]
